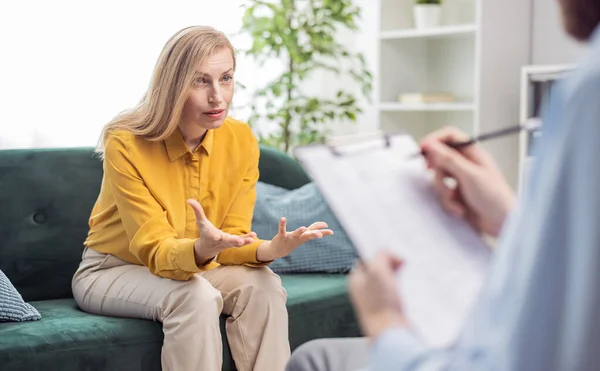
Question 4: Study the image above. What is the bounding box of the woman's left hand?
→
[256,217,333,261]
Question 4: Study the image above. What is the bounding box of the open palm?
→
[268,217,334,260]
[187,199,256,262]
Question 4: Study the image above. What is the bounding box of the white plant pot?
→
[414,4,442,29]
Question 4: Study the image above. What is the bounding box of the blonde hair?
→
[96,25,236,154]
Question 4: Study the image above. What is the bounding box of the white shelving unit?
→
[376,0,532,187]
[518,64,575,192]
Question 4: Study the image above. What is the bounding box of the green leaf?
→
[340,98,356,106]
[344,111,357,121]
[271,84,282,97]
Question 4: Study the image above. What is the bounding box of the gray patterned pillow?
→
[253,181,358,274]
[0,269,41,322]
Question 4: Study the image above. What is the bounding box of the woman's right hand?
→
[187,199,257,265]
[420,127,516,238]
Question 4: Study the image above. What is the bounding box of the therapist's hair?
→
[96,25,236,155]
[558,0,600,41]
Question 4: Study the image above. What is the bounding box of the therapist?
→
[286,0,600,369]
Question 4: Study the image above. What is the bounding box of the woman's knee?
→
[163,275,223,317]
[239,266,287,302]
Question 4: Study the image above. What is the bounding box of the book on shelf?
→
[399,92,456,104]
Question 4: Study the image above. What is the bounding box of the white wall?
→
[531,0,587,64]
[318,0,379,136]
[0,1,264,149]
[478,0,532,189]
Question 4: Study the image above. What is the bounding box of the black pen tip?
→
[408,150,425,159]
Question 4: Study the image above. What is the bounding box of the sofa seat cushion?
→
[0,275,360,371]
[281,275,361,349]
[0,299,164,371]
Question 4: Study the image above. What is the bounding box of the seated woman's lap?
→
[72,247,286,322]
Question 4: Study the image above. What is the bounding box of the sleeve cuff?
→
[216,239,269,266]
[171,238,202,273]
[368,327,428,371]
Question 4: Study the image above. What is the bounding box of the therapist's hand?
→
[420,127,515,237]
[349,251,407,338]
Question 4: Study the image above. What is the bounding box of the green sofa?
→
[0,145,361,371]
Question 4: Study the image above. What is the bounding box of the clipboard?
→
[293,132,491,349]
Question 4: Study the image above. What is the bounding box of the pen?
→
[412,119,542,158]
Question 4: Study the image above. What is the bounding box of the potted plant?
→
[414,0,442,29]
[239,0,373,153]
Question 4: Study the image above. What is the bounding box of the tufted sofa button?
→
[32,211,47,224]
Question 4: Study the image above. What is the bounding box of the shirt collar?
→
[165,128,214,162]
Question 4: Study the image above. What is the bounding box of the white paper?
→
[293,134,491,349]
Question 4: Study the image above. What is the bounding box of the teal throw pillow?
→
[0,269,41,322]
[253,181,357,274]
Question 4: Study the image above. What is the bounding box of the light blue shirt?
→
[369,26,600,371]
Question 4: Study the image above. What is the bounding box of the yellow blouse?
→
[85,117,268,280]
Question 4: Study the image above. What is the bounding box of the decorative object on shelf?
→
[239,0,373,153]
[399,92,455,104]
[414,0,443,29]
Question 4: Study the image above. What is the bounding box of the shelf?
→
[379,24,477,40]
[379,102,475,112]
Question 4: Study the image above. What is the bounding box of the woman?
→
[72,25,333,371]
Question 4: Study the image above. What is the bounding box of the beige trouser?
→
[72,247,290,371]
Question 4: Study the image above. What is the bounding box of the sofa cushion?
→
[0,299,163,371]
[257,145,311,190]
[253,182,358,274]
[0,148,103,302]
[0,275,360,371]
[0,270,41,322]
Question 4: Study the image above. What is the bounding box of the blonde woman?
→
[71,25,333,371]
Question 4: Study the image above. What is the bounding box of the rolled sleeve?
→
[169,238,203,273]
